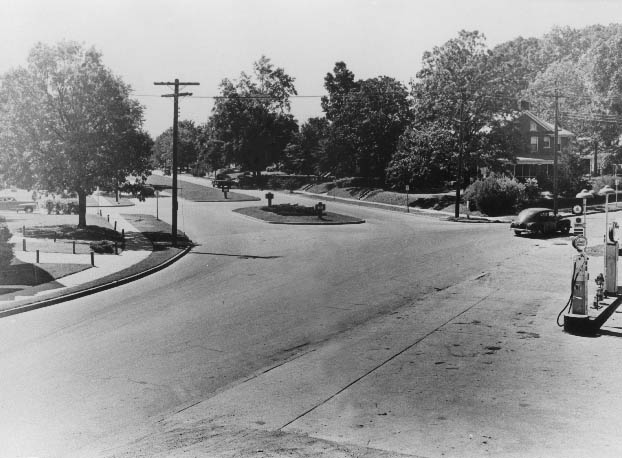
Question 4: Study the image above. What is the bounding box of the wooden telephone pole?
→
[553,89,559,215]
[154,79,199,246]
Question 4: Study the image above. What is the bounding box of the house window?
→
[543,136,551,149]
[530,121,537,132]
[530,136,538,152]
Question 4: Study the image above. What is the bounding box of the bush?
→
[592,175,616,192]
[263,175,315,191]
[262,203,317,216]
[335,177,382,188]
[464,174,525,216]
[0,224,12,269]
[523,178,540,201]
[89,240,116,254]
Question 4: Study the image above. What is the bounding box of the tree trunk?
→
[78,190,87,228]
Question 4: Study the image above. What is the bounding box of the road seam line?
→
[278,288,493,431]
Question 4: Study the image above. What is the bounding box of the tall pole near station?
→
[553,89,559,215]
[154,79,199,246]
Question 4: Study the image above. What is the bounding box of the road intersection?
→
[2,176,622,457]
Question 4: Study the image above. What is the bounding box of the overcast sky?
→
[2,0,622,137]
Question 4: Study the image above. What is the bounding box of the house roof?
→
[524,111,575,137]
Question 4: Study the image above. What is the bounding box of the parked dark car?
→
[510,207,571,236]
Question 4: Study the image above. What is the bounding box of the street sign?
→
[405,185,410,191]
[572,204,583,215]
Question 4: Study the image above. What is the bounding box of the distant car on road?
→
[0,196,37,213]
[511,207,571,236]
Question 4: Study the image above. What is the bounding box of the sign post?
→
[405,185,410,213]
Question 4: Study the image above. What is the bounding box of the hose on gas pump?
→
[557,261,580,327]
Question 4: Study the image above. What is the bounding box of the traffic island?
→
[234,203,365,225]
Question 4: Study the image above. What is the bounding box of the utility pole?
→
[455,96,465,219]
[553,89,559,215]
[154,79,199,246]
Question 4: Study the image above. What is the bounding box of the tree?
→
[281,117,329,174]
[409,31,521,213]
[521,39,622,176]
[386,122,457,188]
[152,120,201,171]
[321,62,412,181]
[0,41,151,226]
[209,56,299,180]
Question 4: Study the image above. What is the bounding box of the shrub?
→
[262,203,317,216]
[592,175,616,192]
[335,177,382,188]
[522,178,540,201]
[89,240,116,254]
[464,174,525,216]
[0,225,12,269]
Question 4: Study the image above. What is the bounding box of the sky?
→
[1,0,622,137]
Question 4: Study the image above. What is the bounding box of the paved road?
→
[0,186,539,457]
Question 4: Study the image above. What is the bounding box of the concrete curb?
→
[0,244,192,319]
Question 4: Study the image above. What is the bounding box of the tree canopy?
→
[321,62,412,181]
[152,120,201,171]
[209,56,299,177]
[0,41,151,226]
[396,31,520,191]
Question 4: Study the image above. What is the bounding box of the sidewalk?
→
[0,195,190,317]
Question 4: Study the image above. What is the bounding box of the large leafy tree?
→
[209,56,298,179]
[520,26,622,175]
[0,41,151,226]
[386,122,456,188]
[321,62,412,181]
[406,31,521,213]
[152,120,201,171]
[281,117,329,175]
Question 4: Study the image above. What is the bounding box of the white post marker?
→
[405,184,409,213]
[156,190,159,220]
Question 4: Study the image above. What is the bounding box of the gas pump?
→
[560,200,622,335]
[570,236,589,315]
[604,221,619,296]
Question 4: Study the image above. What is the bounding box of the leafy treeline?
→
[3,23,622,222]
[158,24,622,189]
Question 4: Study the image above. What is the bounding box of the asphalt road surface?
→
[0,188,538,457]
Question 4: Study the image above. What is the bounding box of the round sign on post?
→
[572,204,583,215]
[572,236,588,252]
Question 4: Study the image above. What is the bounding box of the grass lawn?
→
[0,212,192,304]
[234,204,364,225]
[0,214,119,290]
[147,175,260,202]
